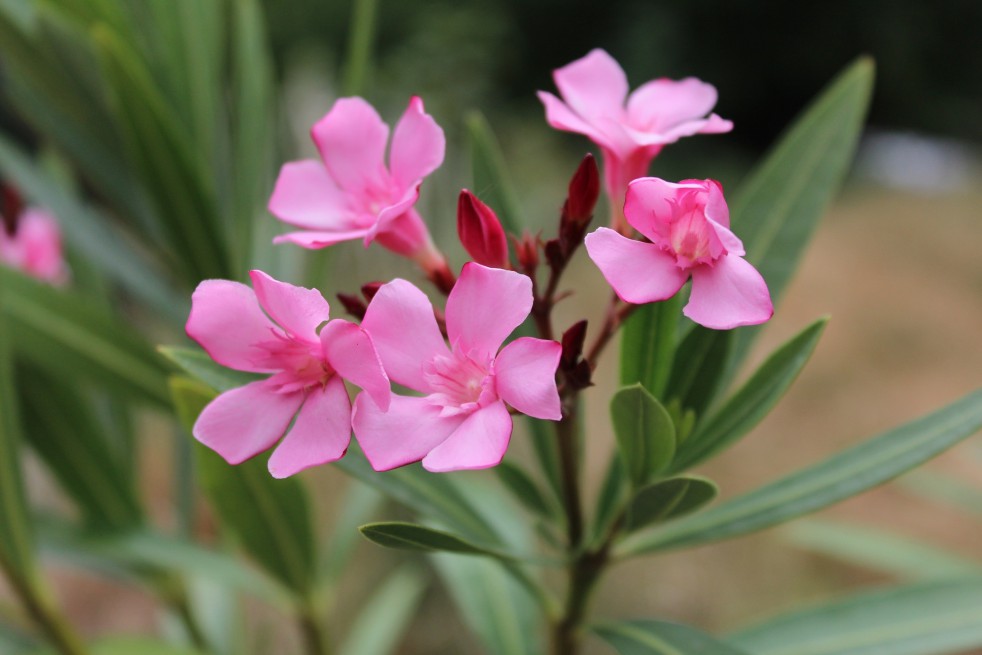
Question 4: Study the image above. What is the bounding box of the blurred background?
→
[1,0,980,653]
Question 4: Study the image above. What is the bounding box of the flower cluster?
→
[188,49,771,477]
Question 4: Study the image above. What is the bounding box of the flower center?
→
[255,329,333,393]
[423,348,495,417]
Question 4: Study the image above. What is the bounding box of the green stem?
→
[1,564,88,655]
[555,397,583,548]
[299,603,332,655]
[340,0,379,96]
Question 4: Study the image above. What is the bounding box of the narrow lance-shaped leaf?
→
[359,522,509,559]
[672,317,827,471]
[620,294,680,399]
[0,266,171,409]
[665,325,733,420]
[495,460,557,520]
[625,476,719,533]
[728,577,982,655]
[0,297,36,582]
[786,519,980,581]
[722,57,874,382]
[617,387,982,556]
[159,346,261,394]
[170,377,317,597]
[610,384,676,487]
[593,619,750,655]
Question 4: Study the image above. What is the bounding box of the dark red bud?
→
[457,189,509,269]
[544,238,563,272]
[336,293,367,320]
[360,282,383,302]
[513,231,539,275]
[1,183,22,236]
[565,154,600,228]
[561,320,588,366]
[566,360,594,391]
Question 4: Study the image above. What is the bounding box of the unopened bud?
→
[561,320,588,367]
[1,184,22,236]
[337,293,367,320]
[360,282,383,302]
[544,238,563,272]
[565,154,600,227]
[559,154,600,256]
[457,189,509,269]
[513,231,539,276]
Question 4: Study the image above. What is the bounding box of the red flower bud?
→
[457,189,509,269]
[336,293,367,320]
[544,238,564,272]
[360,282,383,302]
[1,183,23,236]
[560,320,588,367]
[564,153,600,228]
[512,231,539,277]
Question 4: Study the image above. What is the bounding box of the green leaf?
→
[338,566,425,655]
[625,476,719,532]
[526,415,563,506]
[159,346,261,393]
[897,469,982,516]
[610,384,676,487]
[786,520,980,580]
[359,522,507,558]
[723,57,874,381]
[68,637,206,655]
[593,619,750,654]
[0,136,185,321]
[495,461,556,520]
[591,456,629,545]
[728,578,982,655]
[617,387,982,556]
[339,0,379,96]
[0,299,36,581]
[665,326,733,420]
[170,377,317,597]
[431,552,543,655]
[672,318,827,471]
[0,266,171,408]
[19,368,142,530]
[93,24,229,284]
[466,111,524,235]
[335,450,501,546]
[620,294,680,399]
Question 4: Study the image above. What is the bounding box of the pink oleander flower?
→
[584,177,772,330]
[0,207,68,285]
[268,96,448,274]
[186,270,389,478]
[352,263,562,473]
[537,48,732,235]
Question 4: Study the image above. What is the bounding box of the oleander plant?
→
[0,2,980,655]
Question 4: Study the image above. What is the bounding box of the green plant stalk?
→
[0,555,88,655]
[340,0,379,96]
[299,601,332,655]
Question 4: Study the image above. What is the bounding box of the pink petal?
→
[352,393,463,471]
[320,319,390,411]
[626,78,720,133]
[584,228,688,304]
[445,263,532,358]
[494,338,562,420]
[267,377,351,478]
[12,209,66,283]
[704,179,730,228]
[272,228,371,249]
[389,96,445,189]
[421,401,512,472]
[685,254,773,329]
[361,279,448,392]
[193,380,303,465]
[362,184,421,247]
[623,177,699,242]
[267,160,353,230]
[553,49,628,123]
[186,280,279,373]
[311,97,390,194]
[537,91,608,146]
[249,270,331,342]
